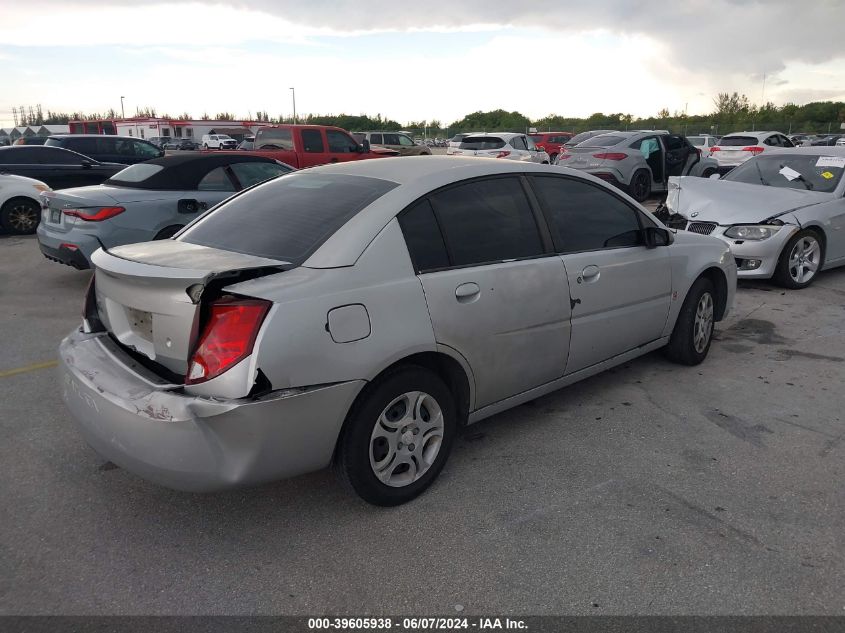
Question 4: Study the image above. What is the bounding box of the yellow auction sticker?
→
[821,171,834,179]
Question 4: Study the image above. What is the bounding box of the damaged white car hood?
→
[666,177,833,224]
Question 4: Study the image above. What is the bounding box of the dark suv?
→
[45,134,163,164]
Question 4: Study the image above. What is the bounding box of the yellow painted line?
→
[0,360,59,378]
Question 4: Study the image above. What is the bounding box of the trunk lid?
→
[91,240,288,376]
[41,188,122,233]
[564,145,609,169]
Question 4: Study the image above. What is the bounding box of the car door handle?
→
[578,265,601,284]
[455,282,480,303]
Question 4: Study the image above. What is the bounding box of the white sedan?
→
[0,173,51,234]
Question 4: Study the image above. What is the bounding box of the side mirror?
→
[81,159,94,169]
[178,199,208,214]
[361,139,371,152]
[709,173,721,180]
[644,226,672,248]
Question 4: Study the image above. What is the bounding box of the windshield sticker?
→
[816,156,845,168]
[778,165,802,181]
[821,171,835,180]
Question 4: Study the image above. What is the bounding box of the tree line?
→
[13,93,845,137]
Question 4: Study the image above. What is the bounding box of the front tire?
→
[1,197,41,235]
[202,143,209,150]
[335,366,456,506]
[628,169,652,202]
[773,229,824,289]
[665,277,716,365]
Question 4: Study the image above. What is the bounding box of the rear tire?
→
[665,277,716,366]
[202,143,208,150]
[773,229,824,289]
[153,225,183,240]
[628,169,652,202]
[334,366,456,506]
[702,168,716,178]
[1,197,41,235]
[549,153,558,163]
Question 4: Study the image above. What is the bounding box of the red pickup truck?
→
[528,132,574,162]
[242,124,398,168]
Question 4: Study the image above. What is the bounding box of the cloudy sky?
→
[2,0,844,127]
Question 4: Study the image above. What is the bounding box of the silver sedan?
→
[661,147,845,288]
[59,157,736,505]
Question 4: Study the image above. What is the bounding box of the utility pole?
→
[120,96,125,119]
[289,87,296,124]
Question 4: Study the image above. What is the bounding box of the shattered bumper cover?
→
[59,328,364,492]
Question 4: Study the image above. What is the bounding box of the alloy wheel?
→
[7,202,39,232]
[788,236,821,284]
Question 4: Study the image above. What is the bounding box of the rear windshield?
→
[107,163,164,183]
[577,134,625,147]
[179,172,398,265]
[459,136,505,150]
[687,136,705,146]
[723,154,844,193]
[718,136,758,147]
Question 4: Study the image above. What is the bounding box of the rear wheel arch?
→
[334,351,473,465]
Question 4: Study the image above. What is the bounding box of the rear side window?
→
[370,134,383,144]
[255,128,294,150]
[108,163,164,182]
[64,137,98,155]
[399,199,450,273]
[529,175,644,253]
[0,147,44,163]
[719,136,758,147]
[459,137,505,150]
[383,134,400,145]
[511,136,528,150]
[180,173,398,265]
[429,177,543,267]
[197,167,235,191]
[230,162,291,188]
[301,130,325,153]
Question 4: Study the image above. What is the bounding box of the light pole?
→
[120,96,125,119]
[289,87,296,124]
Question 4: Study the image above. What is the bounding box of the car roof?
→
[104,153,282,190]
[300,156,634,268]
[0,144,98,162]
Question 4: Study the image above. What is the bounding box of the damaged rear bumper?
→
[59,328,364,492]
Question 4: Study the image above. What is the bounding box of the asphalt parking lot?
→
[1,230,843,616]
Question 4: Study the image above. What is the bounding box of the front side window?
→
[398,135,415,146]
[429,177,543,267]
[529,175,644,253]
[301,129,325,153]
[326,130,357,153]
[134,141,161,158]
[229,161,292,188]
[39,147,86,165]
[197,166,235,191]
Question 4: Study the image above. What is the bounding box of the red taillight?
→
[186,298,271,385]
[495,151,511,158]
[742,146,764,155]
[63,206,125,221]
[710,146,721,152]
[593,152,628,161]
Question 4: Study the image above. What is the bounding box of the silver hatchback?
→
[59,157,736,505]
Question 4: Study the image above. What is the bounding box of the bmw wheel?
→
[335,366,456,506]
[773,229,824,289]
